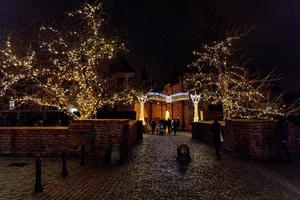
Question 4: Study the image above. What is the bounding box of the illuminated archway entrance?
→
[137,92,202,125]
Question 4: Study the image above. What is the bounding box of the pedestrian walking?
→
[172,118,177,135]
[150,119,157,134]
[162,119,167,135]
[155,123,160,134]
[159,119,165,135]
[176,117,180,131]
[275,116,292,162]
[211,120,222,160]
[167,118,172,134]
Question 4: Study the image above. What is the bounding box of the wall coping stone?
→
[71,119,131,122]
[193,121,225,126]
[226,119,275,123]
[0,127,68,130]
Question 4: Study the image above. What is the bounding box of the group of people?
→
[211,116,292,162]
[149,118,180,135]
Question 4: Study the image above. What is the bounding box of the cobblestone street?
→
[1,133,300,200]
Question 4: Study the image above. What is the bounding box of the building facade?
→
[134,80,224,130]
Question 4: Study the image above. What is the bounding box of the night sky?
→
[0,0,300,92]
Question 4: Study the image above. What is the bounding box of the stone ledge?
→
[0,127,68,130]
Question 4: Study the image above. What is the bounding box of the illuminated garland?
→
[136,92,190,124]
[147,92,189,103]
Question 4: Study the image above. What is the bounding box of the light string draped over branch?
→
[0,3,130,119]
[186,31,300,120]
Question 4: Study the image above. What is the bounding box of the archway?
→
[137,92,202,125]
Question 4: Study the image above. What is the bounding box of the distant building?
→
[134,79,224,130]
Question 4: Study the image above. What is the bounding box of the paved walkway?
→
[1,132,300,199]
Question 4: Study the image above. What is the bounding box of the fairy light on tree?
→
[0,3,129,119]
[186,31,300,119]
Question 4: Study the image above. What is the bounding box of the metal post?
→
[35,157,43,193]
[62,150,68,177]
[80,145,85,166]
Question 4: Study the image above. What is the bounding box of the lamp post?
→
[137,95,148,125]
[190,94,201,122]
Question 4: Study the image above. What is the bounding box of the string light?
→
[136,92,190,124]
[185,33,298,120]
[147,92,189,103]
[0,3,130,120]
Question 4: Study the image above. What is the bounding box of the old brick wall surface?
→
[224,120,276,159]
[192,120,299,159]
[294,126,300,154]
[0,119,138,160]
[0,127,69,157]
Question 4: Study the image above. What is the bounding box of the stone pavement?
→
[1,132,300,200]
[0,157,79,200]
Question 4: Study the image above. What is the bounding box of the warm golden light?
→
[137,95,148,125]
[185,33,300,119]
[165,110,170,120]
[190,94,201,122]
[200,111,204,121]
[0,3,131,120]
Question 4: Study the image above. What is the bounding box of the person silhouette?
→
[275,116,292,162]
[211,120,222,160]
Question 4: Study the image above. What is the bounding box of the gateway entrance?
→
[136,92,202,130]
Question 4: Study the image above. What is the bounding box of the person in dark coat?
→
[159,119,165,135]
[176,117,181,131]
[162,119,167,135]
[167,118,172,134]
[275,116,292,162]
[150,120,157,134]
[172,118,177,135]
[211,120,222,160]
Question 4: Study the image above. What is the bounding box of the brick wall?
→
[192,121,226,143]
[0,119,139,161]
[192,120,299,159]
[294,126,300,153]
[224,120,275,159]
[0,127,69,157]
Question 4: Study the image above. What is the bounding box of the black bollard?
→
[80,145,85,166]
[35,157,43,193]
[61,150,68,177]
